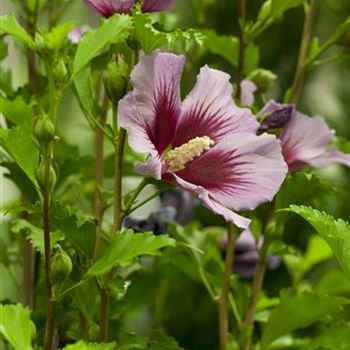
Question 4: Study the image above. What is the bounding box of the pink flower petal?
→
[240,80,257,106]
[142,0,173,12]
[119,52,185,155]
[173,66,259,147]
[307,149,350,168]
[84,0,135,16]
[164,173,251,229]
[173,133,288,211]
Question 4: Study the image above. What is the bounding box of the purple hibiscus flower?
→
[84,0,172,17]
[118,52,288,229]
[260,100,350,171]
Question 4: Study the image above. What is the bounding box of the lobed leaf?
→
[87,230,175,276]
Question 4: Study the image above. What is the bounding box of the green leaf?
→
[134,13,167,54]
[0,13,34,47]
[0,96,35,133]
[44,22,74,52]
[87,230,175,276]
[270,0,304,18]
[62,340,116,350]
[261,289,348,349]
[0,263,21,302]
[0,303,34,350]
[51,207,96,258]
[0,128,39,187]
[310,323,350,350]
[73,14,133,77]
[11,219,64,255]
[203,30,259,73]
[284,205,350,280]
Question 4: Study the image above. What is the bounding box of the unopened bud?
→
[35,156,56,190]
[257,0,272,23]
[51,245,72,284]
[104,56,128,103]
[34,112,55,143]
[259,105,293,132]
[53,59,69,86]
[248,69,277,92]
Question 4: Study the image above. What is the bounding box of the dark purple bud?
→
[259,105,293,132]
[160,190,195,225]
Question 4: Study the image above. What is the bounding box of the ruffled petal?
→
[240,80,257,106]
[173,66,259,147]
[173,133,288,211]
[142,0,172,12]
[279,111,334,170]
[84,0,135,16]
[307,149,350,168]
[164,173,251,229]
[119,52,185,155]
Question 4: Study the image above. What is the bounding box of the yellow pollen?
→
[165,136,214,172]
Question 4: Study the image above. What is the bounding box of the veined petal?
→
[84,0,135,16]
[173,133,287,211]
[120,52,185,155]
[135,155,162,180]
[173,66,259,147]
[308,149,350,168]
[164,173,250,229]
[142,0,172,12]
[279,111,334,169]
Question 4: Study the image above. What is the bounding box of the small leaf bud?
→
[104,55,129,103]
[51,245,72,284]
[53,59,69,86]
[35,156,57,190]
[257,0,272,23]
[248,68,277,92]
[34,111,55,143]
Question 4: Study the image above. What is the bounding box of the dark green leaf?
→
[0,303,34,350]
[73,14,133,76]
[261,289,348,349]
[0,128,39,187]
[310,323,350,350]
[0,13,34,47]
[284,205,350,280]
[87,230,175,276]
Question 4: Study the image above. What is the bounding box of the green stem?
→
[43,143,55,350]
[124,178,149,213]
[126,189,164,215]
[290,0,318,104]
[242,237,270,350]
[236,0,246,98]
[219,223,238,350]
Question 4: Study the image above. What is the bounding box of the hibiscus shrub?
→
[1,1,350,350]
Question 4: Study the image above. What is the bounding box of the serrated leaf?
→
[0,96,35,133]
[284,205,350,280]
[44,22,74,51]
[310,323,350,350]
[0,128,39,187]
[62,340,116,350]
[261,289,348,349]
[87,230,175,276]
[51,209,96,258]
[0,13,34,47]
[0,303,34,350]
[73,14,133,77]
[134,13,167,54]
[11,219,64,255]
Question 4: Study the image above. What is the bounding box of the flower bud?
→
[35,156,57,190]
[104,56,129,103]
[51,245,72,284]
[248,68,277,92]
[34,112,55,143]
[257,0,272,23]
[259,105,293,132]
[53,59,69,86]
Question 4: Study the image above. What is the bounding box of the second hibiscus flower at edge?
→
[118,52,288,229]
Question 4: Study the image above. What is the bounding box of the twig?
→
[290,0,319,104]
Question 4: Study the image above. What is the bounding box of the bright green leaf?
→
[284,205,350,280]
[0,128,39,187]
[261,289,348,349]
[0,303,34,350]
[62,340,116,350]
[0,13,34,47]
[73,14,133,76]
[44,22,74,52]
[87,230,175,276]
[271,0,304,18]
[0,96,35,133]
